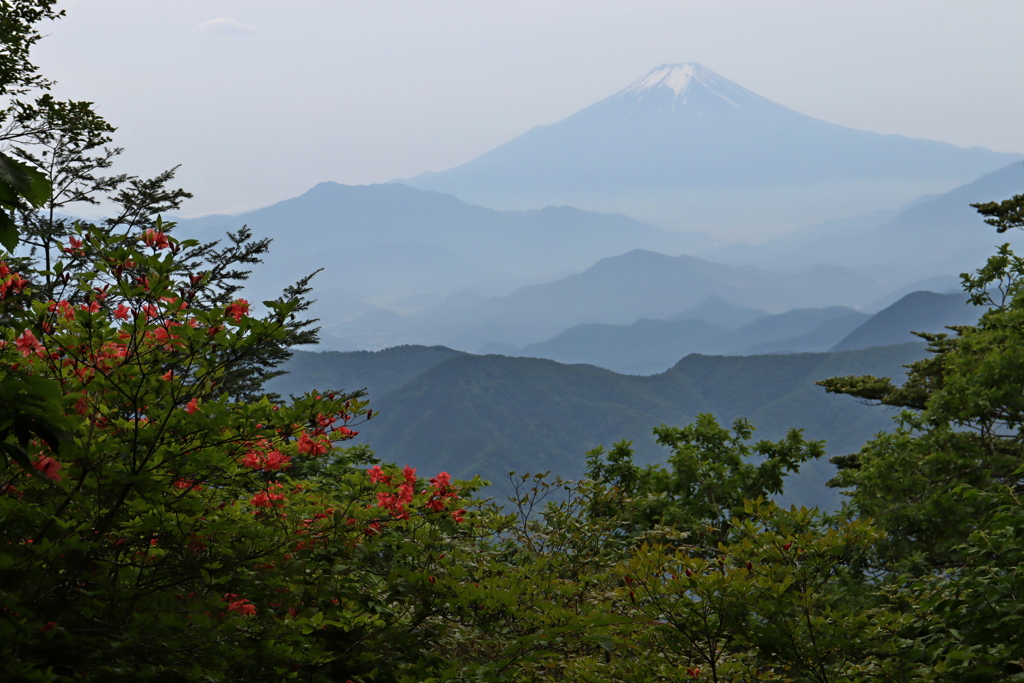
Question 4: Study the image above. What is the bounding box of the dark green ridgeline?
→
[269,343,927,510]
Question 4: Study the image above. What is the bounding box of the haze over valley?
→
[165,59,1024,505]
[40,5,1021,506]
[175,64,1023,356]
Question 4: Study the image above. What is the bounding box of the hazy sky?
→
[30,0,1024,217]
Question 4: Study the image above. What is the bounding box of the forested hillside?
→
[269,343,928,509]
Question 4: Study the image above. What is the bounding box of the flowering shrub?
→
[0,223,475,680]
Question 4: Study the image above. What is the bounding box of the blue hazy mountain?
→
[831,291,979,352]
[402,63,1022,235]
[708,161,1024,279]
[511,318,732,375]
[173,182,706,311]
[467,288,977,375]
[327,249,901,350]
[498,306,866,375]
[668,295,766,329]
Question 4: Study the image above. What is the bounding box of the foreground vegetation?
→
[3,2,1024,680]
[2,194,1023,681]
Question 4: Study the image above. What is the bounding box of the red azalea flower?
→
[15,330,45,358]
[335,425,358,440]
[263,450,290,471]
[141,228,170,250]
[48,299,76,321]
[240,452,262,469]
[141,303,159,320]
[367,465,391,485]
[223,595,256,616]
[224,299,249,322]
[296,432,328,456]
[73,396,89,415]
[32,456,63,482]
[398,483,414,505]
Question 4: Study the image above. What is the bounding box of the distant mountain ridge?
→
[471,290,979,375]
[668,295,766,328]
[831,291,979,351]
[325,249,911,350]
[268,343,931,510]
[173,181,705,315]
[165,106,1022,356]
[505,306,864,375]
[403,63,1022,235]
[709,161,1024,277]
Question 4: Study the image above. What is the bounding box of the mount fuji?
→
[401,63,1022,237]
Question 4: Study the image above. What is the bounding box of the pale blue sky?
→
[31,0,1024,217]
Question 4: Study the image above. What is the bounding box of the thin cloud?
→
[189,18,263,38]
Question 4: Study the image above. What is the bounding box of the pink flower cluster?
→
[223,593,256,616]
[241,447,291,472]
[15,329,45,358]
[367,465,465,522]
[296,432,329,456]
[33,456,63,482]
[224,299,249,322]
[251,483,287,509]
[141,229,170,251]
[0,261,28,299]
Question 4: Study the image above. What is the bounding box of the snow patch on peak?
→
[626,63,707,96]
[606,62,776,112]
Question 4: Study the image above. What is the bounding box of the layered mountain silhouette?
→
[402,63,1022,235]
[710,161,1024,277]
[268,343,930,509]
[169,66,1022,356]
[830,291,979,351]
[172,165,1011,354]
[173,182,705,312]
[326,250,907,350]
[486,305,864,375]
[668,295,766,328]
[480,290,978,375]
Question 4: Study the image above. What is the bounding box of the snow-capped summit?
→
[603,62,780,115]
[625,62,704,96]
[403,64,1023,237]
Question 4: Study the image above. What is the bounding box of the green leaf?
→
[0,151,51,208]
[0,211,18,252]
[0,151,51,250]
